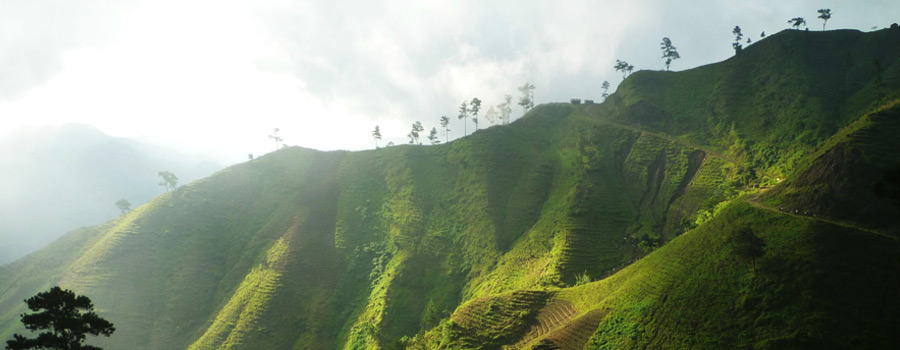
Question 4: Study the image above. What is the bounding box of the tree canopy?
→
[157,171,178,192]
[817,9,832,30]
[372,125,382,148]
[732,26,744,54]
[114,199,130,215]
[614,60,634,80]
[789,17,806,30]
[439,115,451,142]
[470,97,482,130]
[5,287,115,350]
[517,82,535,114]
[457,101,469,136]
[660,37,680,71]
[407,121,424,145]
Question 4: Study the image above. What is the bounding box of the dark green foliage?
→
[817,9,832,31]
[6,287,114,350]
[614,60,634,80]
[732,26,743,54]
[660,37,680,71]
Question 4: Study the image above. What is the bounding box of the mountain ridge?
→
[2,28,900,349]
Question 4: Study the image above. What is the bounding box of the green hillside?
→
[2,28,900,349]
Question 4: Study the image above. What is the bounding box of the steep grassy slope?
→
[605,28,900,177]
[415,199,900,349]
[0,104,727,349]
[2,28,900,350]
[762,101,900,231]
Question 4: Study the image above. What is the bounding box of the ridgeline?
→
[2,28,899,349]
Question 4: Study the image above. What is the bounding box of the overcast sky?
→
[1,0,897,164]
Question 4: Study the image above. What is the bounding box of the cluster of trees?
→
[730,9,832,56]
[113,170,179,216]
[370,82,536,148]
[786,9,832,31]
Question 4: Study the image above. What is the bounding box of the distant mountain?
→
[1,28,899,349]
[0,124,220,263]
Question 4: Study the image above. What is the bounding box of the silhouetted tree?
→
[248,153,254,160]
[817,9,832,30]
[372,125,382,148]
[470,97,482,130]
[498,95,513,124]
[427,127,440,145]
[439,115,451,142]
[158,171,178,192]
[458,101,469,136]
[732,26,744,54]
[731,227,765,269]
[517,82,536,114]
[5,287,115,350]
[614,60,634,80]
[789,17,806,30]
[267,128,283,150]
[114,199,130,215]
[600,81,610,101]
[407,121,424,145]
[760,31,766,38]
[660,37,681,71]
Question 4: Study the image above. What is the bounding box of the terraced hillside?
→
[0,104,732,349]
[2,28,900,349]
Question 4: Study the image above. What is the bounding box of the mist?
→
[0,125,219,263]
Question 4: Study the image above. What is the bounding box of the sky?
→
[1,0,898,164]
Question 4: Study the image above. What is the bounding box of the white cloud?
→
[2,0,899,163]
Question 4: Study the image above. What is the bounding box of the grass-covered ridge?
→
[2,28,900,349]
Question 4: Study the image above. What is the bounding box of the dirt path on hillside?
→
[576,105,775,179]
[577,105,896,240]
[746,187,896,239]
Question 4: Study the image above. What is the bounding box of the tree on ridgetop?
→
[517,82,536,114]
[372,125,382,148]
[660,37,680,71]
[458,101,469,136]
[789,17,806,30]
[817,9,832,30]
[5,286,115,350]
[115,199,131,215]
[601,81,610,101]
[484,106,498,126]
[407,121,424,145]
[470,97,482,131]
[427,127,440,145]
[267,128,283,150]
[498,95,513,124]
[439,115,451,142]
[158,171,178,192]
[614,60,634,80]
[732,26,744,54]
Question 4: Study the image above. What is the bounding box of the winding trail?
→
[576,105,897,241]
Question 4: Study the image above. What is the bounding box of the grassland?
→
[2,27,899,349]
